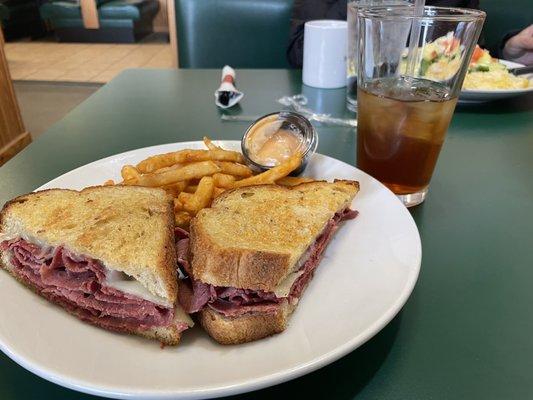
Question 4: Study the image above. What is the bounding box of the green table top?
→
[1,69,532,399]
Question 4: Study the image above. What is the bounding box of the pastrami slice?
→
[178,208,358,317]
[1,238,189,334]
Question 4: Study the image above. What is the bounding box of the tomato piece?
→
[470,45,484,65]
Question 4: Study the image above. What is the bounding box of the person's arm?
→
[286,0,307,68]
[501,25,533,66]
[286,0,347,68]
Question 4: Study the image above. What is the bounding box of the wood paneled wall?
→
[167,0,178,67]
[154,0,169,33]
[0,30,31,167]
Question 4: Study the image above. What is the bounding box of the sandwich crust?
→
[198,301,296,345]
[196,239,328,345]
[189,180,359,292]
[0,185,177,304]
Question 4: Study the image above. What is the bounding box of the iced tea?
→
[357,77,457,195]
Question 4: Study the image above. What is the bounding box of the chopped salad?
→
[400,33,530,90]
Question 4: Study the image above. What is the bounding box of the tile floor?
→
[14,81,101,138]
[5,42,174,83]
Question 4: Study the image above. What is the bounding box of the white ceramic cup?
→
[303,20,348,89]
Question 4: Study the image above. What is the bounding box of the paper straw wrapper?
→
[215,65,244,109]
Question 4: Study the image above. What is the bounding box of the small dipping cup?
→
[241,111,318,175]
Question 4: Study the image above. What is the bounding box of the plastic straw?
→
[405,0,425,76]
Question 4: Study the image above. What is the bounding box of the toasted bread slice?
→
[189,180,359,292]
[0,186,177,304]
[198,301,296,345]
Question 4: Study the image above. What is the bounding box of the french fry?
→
[162,181,188,197]
[153,163,184,174]
[212,173,236,188]
[182,176,214,215]
[215,161,253,177]
[175,211,192,228]
[121,165,141,183]
[184,185,198,194]
[173,198,183,211]
[232,154,302,188]
[109,141,305,230]
[203,136,221,150]
[121,178,137,185]
[132,161,220,187]
[276,176,314,187]
[103,179,115,186]
[178,192,193,204]
[213,187,226,198]
[136,149,244,173]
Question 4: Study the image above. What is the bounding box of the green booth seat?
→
[175,0,294,68]
[0,0,45,40]
[39,0,159,43]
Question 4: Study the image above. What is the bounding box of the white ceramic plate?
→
[0,141,421,399]
[460,60,533,103]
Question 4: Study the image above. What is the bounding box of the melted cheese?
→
[1,231,51,250]
[174,304,194,327]
[272,241,316,298]
[273,269,305,298]
[104,270,170,307]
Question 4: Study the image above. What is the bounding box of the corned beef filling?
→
[0,239,187,333]
[176,208,358,317]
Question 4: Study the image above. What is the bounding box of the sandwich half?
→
[0,186,193,345]
[177,180,359,344]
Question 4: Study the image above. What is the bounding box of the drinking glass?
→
[356,6,485,206]
[346,0,412,112]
